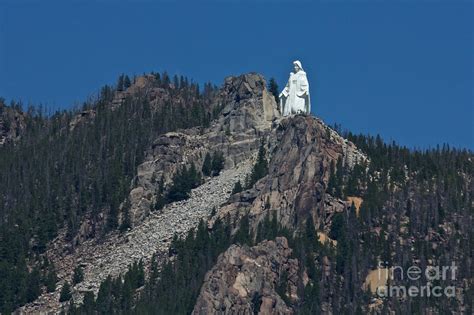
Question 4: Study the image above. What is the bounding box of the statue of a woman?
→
[279,60,311,116]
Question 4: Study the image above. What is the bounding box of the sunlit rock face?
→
[193,237,298,315]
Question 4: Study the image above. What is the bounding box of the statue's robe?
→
[280,70,311,116]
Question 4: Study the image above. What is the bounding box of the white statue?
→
[279,60,311,116]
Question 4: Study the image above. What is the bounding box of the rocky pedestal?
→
[216,114,367,235]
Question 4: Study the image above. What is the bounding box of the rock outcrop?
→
[193,237,298,315]
[217,114,367,234]
[128,73,279,225]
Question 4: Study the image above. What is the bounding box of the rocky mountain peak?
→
[123,73,279,226]
[216,73,280,134]
[222,73,266,100]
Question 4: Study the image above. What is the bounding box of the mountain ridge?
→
[0,72,471,314]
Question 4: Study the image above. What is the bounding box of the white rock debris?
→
[18,159,253,314]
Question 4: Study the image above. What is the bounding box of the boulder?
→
[193,237,297,315]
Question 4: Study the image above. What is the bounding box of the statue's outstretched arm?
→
[279,79,290,98]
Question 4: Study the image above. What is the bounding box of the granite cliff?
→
[193,237,298,315]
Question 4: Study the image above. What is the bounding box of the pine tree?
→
[202,152,212,177]
[73,266,84,285]
[123,75,131,89]
[234,214,251,245]
[173,75,179,89]
[329,213,344,241]
[167,166,195,202]
[45,268,57,292]
[162,71,170,87]
[154,193,166,212]
[188,162,202,188]
[81,291,96,314]
[232,180,243,194]
[120,198,132,232]
[211,151,225,176]
[246,140,268,188]
[26,268,41,303]
[59,281,72,302]
[117,74,124,92]
[107,202,119,231]
[268,78,279,104]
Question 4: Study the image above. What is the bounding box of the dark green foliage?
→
[116,74,131,92]
[234,214,251,245]
[256,211,322,314]
[86,260,145,314]
[123,75,131,90]
[327,157,344,198]
[73,266,84,285]
[334,220,351,274]
[154,195,165,212]
[166,164,202,202]
[153,194,166,212]
[107,203,119,231]
[95,276,114,313]
[117,74,124,91]
[59,281,72,302]
[246,140,268,189]
[188,162,202,187]
[211,150,225,176]
[153,180,166,212]
[26,267,41,303]
[232,180,243,194]
[78,291,95,314]
[45,267,58,293]
[202,152,212,176]
[167,167,191,202]
[268,78,279,104]
[119,198,132,232]
[344,163,365,196]
[0,71,220,312]
[162,72,170,87]
[276,269,290,305]
[329,213,344,241]
[140,227,223,314]
[251,292,262,315]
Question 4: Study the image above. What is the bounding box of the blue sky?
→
[0,0,472,149]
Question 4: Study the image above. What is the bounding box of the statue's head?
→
[293,60,303,72]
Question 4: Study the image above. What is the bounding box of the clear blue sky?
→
[0,0,472,149]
